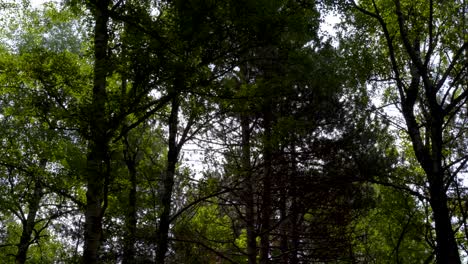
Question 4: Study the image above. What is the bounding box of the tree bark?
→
[241,113,257,264]
[427,115,460,264]
[260,101,272,264]
[399,53,461,264]
[429,175,460,264]
[123,137,138,264]
[82,1,111,263]
[402,88,461,264]
[279,181,288,264]
[289,143,300,264]
[350,1,463,261]
[15,169,44,264]
[156,95,179,263]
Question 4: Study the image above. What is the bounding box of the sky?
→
[31,0,46,8]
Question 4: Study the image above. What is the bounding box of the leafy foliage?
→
[0,0,464,263]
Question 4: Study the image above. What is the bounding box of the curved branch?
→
[169,188,236,223]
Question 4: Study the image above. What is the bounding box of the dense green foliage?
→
[0,0,466,263]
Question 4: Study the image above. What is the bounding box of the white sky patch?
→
[321,13,341,37]
[319,12,341,46]
[31,0,46,8]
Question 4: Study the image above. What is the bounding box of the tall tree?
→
[0,3,90,262]
[75,0,174,261]
[2,0,457,262]
[341,0,468,262]
[196,0,393,262]
[81,1,111,262]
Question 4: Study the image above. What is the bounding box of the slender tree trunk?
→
[83,141,110,264]
[260,102,272,264]
[123,138,138,264]
[403,105,461,264]
[288,142,300,264]
[429,175,460,264]
[352,0,463,261]
[156,95,179,263]
[241,113,257,264]
[290,199,300,264]
[428,116,460,264]
[15,170,44,264]
[404,123,461,264]
[83,1,110,263]
[279,182,288,264]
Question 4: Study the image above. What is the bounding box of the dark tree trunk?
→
[260,102,272,264]
[427,115,460,264]
[15,173,43,264]
[156,95,179,263]
[351,0,464,261]
[429,175,460,264]
[83,1,111,263]
[279,183,289,264]
[289,144,300,264]
[290,199,300,264]
[123,138,138,264]
[402,89,461,264]
[241,114,257,264]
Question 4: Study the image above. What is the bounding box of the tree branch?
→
[363,178,427,201]
[171,238,238,264]
[169,188,236,223]
[350,0,407,102]
[113,93,173,143]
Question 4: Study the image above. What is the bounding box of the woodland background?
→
[0,0,467,263]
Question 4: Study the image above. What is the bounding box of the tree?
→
[352,184,433,263]
[69,0,174,262]
[0,3,89,262]
[341,0,468,262]
[3,0,461,262]
[191,0,396,262]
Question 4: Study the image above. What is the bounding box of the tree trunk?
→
[403,106,461,264]
[290,199,300,264]
[156,95,179,263]
[15,171,43,264]
[123,138,138,264]
[83,1,110,263]
[428,116,460,264]
[279,183,288,264]
[241,113,257,264]
[289,144,300,264]
[260,102,272,264]
[406,126,461,263]
[429,176,460,264]
[351,0,463,261]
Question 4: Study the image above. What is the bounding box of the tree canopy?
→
[0,0,466,263]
